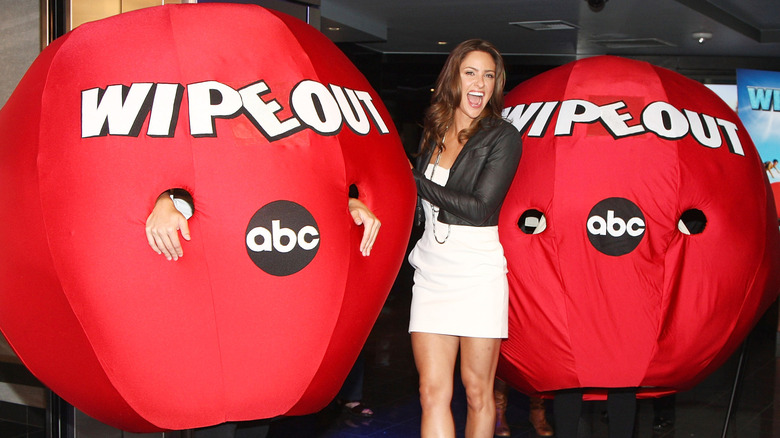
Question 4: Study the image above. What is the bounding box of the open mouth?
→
[467,91,484,108]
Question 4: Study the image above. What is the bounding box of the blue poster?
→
[737,68,780,183]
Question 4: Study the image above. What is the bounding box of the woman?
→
[408,39,522,438]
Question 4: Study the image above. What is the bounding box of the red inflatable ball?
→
[497,55,780,399]
[0,4,415,432]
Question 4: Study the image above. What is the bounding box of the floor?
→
[265,261,780,438]
[1,261,778,438]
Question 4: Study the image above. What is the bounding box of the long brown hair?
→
[420,39,506,156]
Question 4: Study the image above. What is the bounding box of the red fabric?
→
[772,182,780,219]
[497,56,780,400]
[0,4,414,432]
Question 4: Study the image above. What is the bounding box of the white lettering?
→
[82,79,389,141]
[239,81,302,140]
[626,217,645,237]
[588,211,645,238]
[717,118,744,156]
[246,221,320,253]
[291,80,343,135]
[503,102,559,137]
[684,109,721,149]
[297,225,320,250]
[188,81,243,137]
[246,226,272,252]
[641,101,688,140]
[555,100,601,136]
[81,83,153,137]
[272,220,297,253]
[502,99,747,158]
[599,101,645,137]
[147,83,183,137]
[331,85,371,135]
[606,210,626,237]
[587,215,606,236]
[354,90,389,134]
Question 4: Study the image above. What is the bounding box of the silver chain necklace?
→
[428,147,451,244]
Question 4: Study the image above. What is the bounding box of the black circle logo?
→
[586,197,645,256]
[245,200,320,276]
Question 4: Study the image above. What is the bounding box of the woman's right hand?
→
[145,192,191,261]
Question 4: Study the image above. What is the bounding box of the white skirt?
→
[408,165,508,338]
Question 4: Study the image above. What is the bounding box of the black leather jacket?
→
[412,117,522,227]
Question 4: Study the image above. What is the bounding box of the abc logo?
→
[586,198,645,256]
[245,200,320,276]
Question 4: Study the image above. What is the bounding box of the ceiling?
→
[318,0,780,82]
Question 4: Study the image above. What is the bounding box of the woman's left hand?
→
[348,198,381,256]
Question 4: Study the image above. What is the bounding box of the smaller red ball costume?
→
[497,56,780,399]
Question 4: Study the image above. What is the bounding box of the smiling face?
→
[455,50,496,125]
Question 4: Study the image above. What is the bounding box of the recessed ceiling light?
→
[590,37,675,49]
[509,20,579,31]
[327,26,340,32]
[692,32,712,44]
[437,41,448,45]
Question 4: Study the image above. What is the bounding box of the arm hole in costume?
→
[168,188,194,220]
[348,184,359,199]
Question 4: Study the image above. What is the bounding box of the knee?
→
[463,382,493,412]
[418,380,451,409]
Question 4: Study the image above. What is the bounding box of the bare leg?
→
[460,337,501,438]
[412,332,460,438]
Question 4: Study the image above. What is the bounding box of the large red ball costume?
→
[0,4,415,432]
[497,56,780,399]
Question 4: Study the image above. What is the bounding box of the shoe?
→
[494,380,510,437]
[529,397,554,437]
[338,400,374,418]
